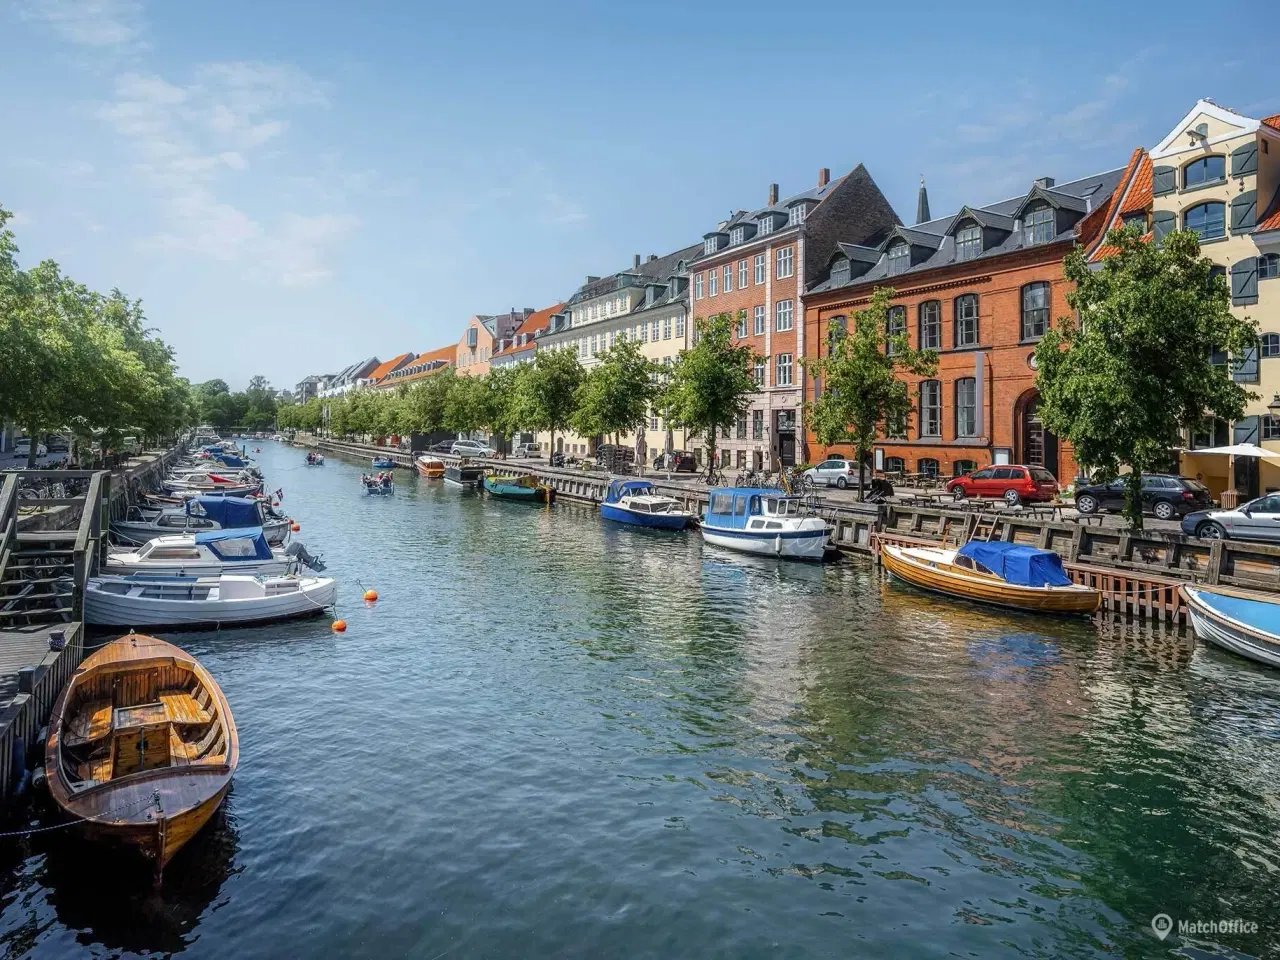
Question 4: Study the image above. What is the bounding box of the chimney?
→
[768,183,779,206]
[1034,176,1055,189]
[648,254,657,262]
[634,254,641,269]
[818,168,830,188]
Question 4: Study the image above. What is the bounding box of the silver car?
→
[450,440,494,458]
[1182,494,1280,542]
[804,458,855,489]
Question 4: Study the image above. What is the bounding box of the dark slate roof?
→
[884,225,943,251]
[946,205,1016,234]
[839,242,883,264]
[690,176,848,264]
[810,166,1126,293]
[565,243,702,306]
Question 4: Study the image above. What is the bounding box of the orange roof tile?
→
[1258,185,1280,233]
[1087,147,1151,262]
[514,302,562,339]
[367,352,415,383]
[1262,113,1280,133]
[408,345,456,367]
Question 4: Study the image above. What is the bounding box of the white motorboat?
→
[85,574,336,627]
[103,528,323,578]
[163,473,261,497]
[700,487,828,561]
[111,495,291,546]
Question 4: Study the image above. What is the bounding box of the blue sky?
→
[2,0,1273,389]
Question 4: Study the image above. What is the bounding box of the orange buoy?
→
[332,619,347,632]
[363,589,378,602]
[291,522,301,532]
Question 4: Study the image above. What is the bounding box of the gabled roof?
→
[513,302,562,340]
[1087,148,1152,262]
[1257,184,1280,234]
[366,353,415,384]
[690,175,849,264]
[566,244,701,306]
[1266,114,1280,134]
[837,242,884,264]
[810,165,1126,293]
[1150,98,1263,160]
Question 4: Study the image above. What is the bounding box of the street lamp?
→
[1268,393,1280,415]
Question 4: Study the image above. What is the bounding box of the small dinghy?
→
[371,456,397,469]
[415,456,445,479]
[483,473,554,503]
[600,479,692,530]
[305,452,324,466]
[104,528,310,578]
[85,574,337,627]
[45,633,238,875]
[881,541,1100,615]
[1182,585,1280,669]
[361,473,395,496]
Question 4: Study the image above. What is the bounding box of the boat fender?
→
[30,766,47,793]
[775,535,783,556]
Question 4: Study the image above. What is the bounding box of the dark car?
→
[429,439,456,453]
[946,464,1059,506]
[652,450,696,473]
[1073,474,1211,520]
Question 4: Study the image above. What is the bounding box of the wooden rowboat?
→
[45,633,239,875]
[881,542,1100,615]
[415,455,445,479]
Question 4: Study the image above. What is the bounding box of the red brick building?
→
[802,156,1144,483]
[687,165,898,470]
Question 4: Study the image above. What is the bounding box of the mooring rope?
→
[0,790,160,838]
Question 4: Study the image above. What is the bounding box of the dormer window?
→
[955,224,982,261]
[704,237,717,255]
[730,227,744,245]
[1184,155,1225,189]
[1023,205,1055,245]
[758,217,774,237]
[830,257,850,286]
[789,204,807,226]
[886,243,909,276]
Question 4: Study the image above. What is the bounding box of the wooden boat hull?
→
[45,634,239,871]
[600,503,689,530]
[1182,586,1280,668]
[881,544,1100,614]
[415,460,445,479]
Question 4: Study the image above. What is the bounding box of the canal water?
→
[1,442,1278,959]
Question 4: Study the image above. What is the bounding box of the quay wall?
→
[306,436,1280,621]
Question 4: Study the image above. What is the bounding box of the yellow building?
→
[535,246,701,463]
[1147,100,1280,498]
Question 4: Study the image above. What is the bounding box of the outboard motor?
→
[285,541,327,572]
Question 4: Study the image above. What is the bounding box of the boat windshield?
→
[763,497,802,517]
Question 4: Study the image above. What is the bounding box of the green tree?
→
[400,369,455,437]
[660,312,758,472]
[1035,224,1258,529]
[802,286,937,498]
[515,347,584,459]
[571,337,658,445]
[444,373,488,437]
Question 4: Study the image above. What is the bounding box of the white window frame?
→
[775,299,793,332]
[736,314,747,338]
[754,359,766,386]
[789,204,806,225]
[758,217,774,237]
[709,270,718,296]
[723,264,732,293]
[704,237,717,255]
[775,353,793,386]
[663,316,672,340]
[675,316,686,338]
[754,254,766,285]
[776,246,794,279]
[753,305,765,335]
[738,259,748,288]
[694,274,704,299]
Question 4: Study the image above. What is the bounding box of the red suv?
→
[946,465,1059,506]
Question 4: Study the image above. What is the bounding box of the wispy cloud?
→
[14,0,145,48]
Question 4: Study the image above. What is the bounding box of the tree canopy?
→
[571,337,657,443]
[1035,224,1258,527]
[802,286,937,497]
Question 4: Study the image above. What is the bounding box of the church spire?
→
[916,175,931,225]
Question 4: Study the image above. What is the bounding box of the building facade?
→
[491,303,562,370]
[802,166,1129,482]
[688,166,899,471]
[457,309,535,377]
[375,345,456,389]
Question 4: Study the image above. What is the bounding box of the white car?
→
[13,438,48,458]
[804,457,855,489]
[514,442,541,458]
[451,440,495,458]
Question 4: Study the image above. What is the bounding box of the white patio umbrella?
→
[1180,443,1280,502]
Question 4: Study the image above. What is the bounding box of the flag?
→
[275,487,284,501]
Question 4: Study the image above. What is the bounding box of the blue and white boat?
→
[102,527,320,578]
[1182,585,1280,669]
[111,494,291,546]
[600,479,693,530]
[371,457,397,469]
[700,488,828,561]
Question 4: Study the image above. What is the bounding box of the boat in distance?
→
[415,456,445,479]
[371,456,397,469]
[1182,585,1280,668]
[444,462,485,489]
[482,473,554,503]
[85,573,337,627]
[880,541,1101,615]
[45,633,239,873]
[361,474,395,496]
[700,488,828,560]
[600,479,693,530]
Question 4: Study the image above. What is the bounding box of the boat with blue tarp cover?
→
[600,479,692,530]
[102,527,312,578]
[1182,585,1280,668]
[110,494,291,546]
[880,540,1100,614]
[700,487,828,560]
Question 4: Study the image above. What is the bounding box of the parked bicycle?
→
[778,467,814,496]
[734,468,773,488]
[698,464,726,486]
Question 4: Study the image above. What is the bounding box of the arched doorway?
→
[1015,390,1058,476]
